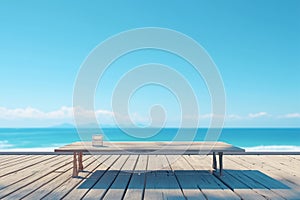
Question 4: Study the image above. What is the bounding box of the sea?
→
[0,128,300,152]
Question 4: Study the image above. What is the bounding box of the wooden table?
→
[54,141,245,177]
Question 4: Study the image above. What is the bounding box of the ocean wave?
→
[0,143,67,152]
[245,145,300,152]
[0,147,56,152]
[0,140,14,149]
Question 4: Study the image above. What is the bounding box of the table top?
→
[55,141,245,155]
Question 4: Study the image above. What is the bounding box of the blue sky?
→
[0,0,299,127]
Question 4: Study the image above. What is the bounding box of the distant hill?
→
[50,123,75,128]
[78,123,117,128]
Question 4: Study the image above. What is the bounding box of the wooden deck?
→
[0,154,299,199]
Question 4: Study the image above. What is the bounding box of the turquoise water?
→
[0,128,300,151]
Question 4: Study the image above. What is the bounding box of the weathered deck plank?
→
[103,155,138,200]
[167,155,207,200]
[144,155,185,200]
[289,155,300,162]
[123,155,148,200]
[82,155,129,199]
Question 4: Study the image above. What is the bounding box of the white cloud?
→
[248,112,269,118]
[45,106,73,119]
[279,113,300,119]
[0,106,113,120]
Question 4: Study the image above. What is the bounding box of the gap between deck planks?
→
[123,155,148,200]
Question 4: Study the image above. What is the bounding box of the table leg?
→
[212,152,217,170]
[218,152,223,176]
[72,152,78,177]
[78,152,83,171]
